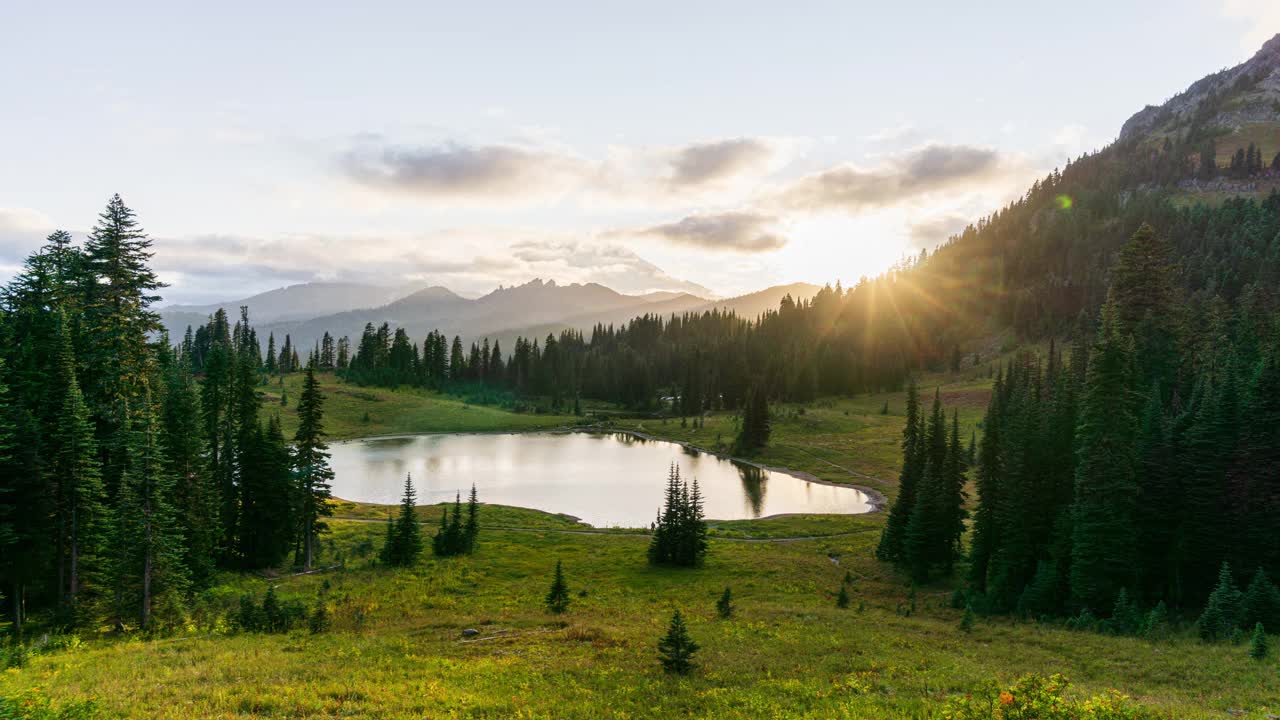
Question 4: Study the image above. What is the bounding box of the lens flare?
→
[1055,194,1074,210]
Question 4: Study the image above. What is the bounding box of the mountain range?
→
[160,279,822,351]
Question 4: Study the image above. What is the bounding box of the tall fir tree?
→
[49,311,110,623]
[382,474,422,567]
[114,387,190,630]
[294,364,334,570]
[878,378,922,563]
[1071,298,1140,613]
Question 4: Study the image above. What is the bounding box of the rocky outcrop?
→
[1119,33,1280,141]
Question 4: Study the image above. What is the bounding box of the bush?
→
[940,674,1164,719]
[3,643,31,669]
[716,587,734,619]
[308,597,331,635]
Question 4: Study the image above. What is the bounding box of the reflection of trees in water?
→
[363,436,416,450]
[681,444,700,458]
[735,462,768,516]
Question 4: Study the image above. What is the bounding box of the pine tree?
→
[836,584,850,608]
[1242,568,1280,632]
[903,389,951,581]
[383,474,422,567]
[80,195,164,496]
[878,378,922,563]
[432,505,450,556]
[0,356,34,636]
[545,560,570,614]
[1070,299,1139,613]
[716,587,734,619]
[657,609,699,675]
[46,311,111,624]
[114,387,190,630]
[1249,622,1268,660]
[294,365,333,570]
[432,493,467,557]
[959,605,975,632]
[159,344,219,590]
[1198,562,1242,642]
[735,387,771,454]
[464,484,480,552]
[647,465,707,567]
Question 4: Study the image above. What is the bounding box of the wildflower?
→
[999,690,1014,705]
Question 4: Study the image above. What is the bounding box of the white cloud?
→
[624,212,788,253]
[770,144,1025,213]
[335,135,798,207]
[1222,0,1280,54]
[0,208,58,261]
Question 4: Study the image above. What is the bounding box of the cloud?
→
[338,140,587,201]
[0,208,59,262]
[771,144,1018,213]
[336,135,794,206]
[1222,0,1280,54]
[667,138,777,188]
[627,212,788,253]
[907,213,972,249]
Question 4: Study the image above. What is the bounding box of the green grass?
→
[263,372,577,440]
[5,517,1276,718]
[1214,122,1280,166]
[5,368,1277,718]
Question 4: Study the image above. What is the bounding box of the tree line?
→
[0,196,334,637]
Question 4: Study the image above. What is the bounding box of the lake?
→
[327,431,875,527]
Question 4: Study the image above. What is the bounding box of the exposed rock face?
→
[1119,33,1280,141]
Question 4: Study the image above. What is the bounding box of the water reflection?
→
[327,431,871,527]
[735,462,767,516]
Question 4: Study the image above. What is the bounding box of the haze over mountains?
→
[160,279,821,351]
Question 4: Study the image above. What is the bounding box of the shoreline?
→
[328,425,887,517]
[602,428,888,514]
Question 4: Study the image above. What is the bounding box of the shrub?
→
[940,674,1164,719]
[309,597,331,635]
[3,643,31,669]
[716,587,734,619]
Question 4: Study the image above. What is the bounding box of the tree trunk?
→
[10,579,22,640]
[69,504,79,605]
[304,518,314,572]
[141,502,153,630]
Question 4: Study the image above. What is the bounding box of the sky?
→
[1,1,1277,304]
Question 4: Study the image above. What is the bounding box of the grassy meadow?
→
[262,373,577,439]
[4,368,1278,718]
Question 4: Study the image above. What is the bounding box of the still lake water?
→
[328,432,874,527]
